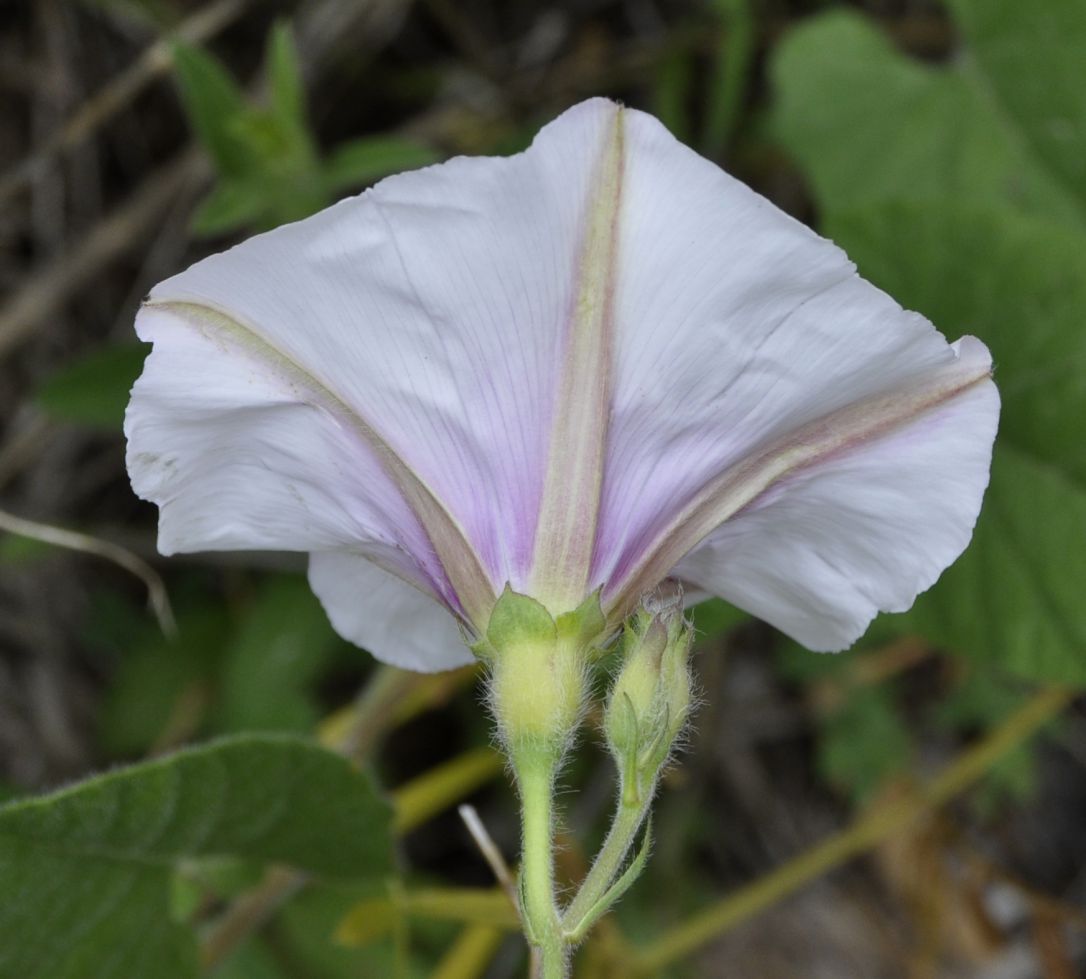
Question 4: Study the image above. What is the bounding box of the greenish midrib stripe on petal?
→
[529,105,626,612]
[609,351,995,619]
[145,298,497,628]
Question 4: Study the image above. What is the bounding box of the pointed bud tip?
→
[604,596,695,792]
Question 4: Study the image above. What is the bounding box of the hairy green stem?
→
[562,787,652,938]
[516,753,567,978]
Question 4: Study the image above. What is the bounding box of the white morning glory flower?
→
[125,98,999,672]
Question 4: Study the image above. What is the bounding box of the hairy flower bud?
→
[604,595,693,804]
[482,587,605,760]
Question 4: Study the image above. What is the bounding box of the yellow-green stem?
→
[629,686,1072,974]
[393,746,503,835]
[432,924,504,979]
[562,788,651,938]
[517,752,568,978]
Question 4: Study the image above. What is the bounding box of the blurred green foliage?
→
[7,2,1086,976]
[174,23,439,236]
[772,12,1079,221]
[688,596,748,640]
[274,881,445,979]
[933,664,1041,815]
[95,575,357,756]
[35,342,147,431]
[819,684,913,803]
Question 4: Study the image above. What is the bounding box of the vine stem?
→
[561,790,651,937]
[628,685,1073,974]
[516,753,568,979]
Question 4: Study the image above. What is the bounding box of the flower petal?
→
[529,106,624,609]
[129,97,998,659]
[588,107,998,626]
[673,344,999,650]
[126,304,461,609]
[309,552,474,671]
[133,98,625,625]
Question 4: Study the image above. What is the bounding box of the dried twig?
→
[0,415,51,491]
[0,149,207,360]
[0,0,245,206]
[198,867,305,971]
[0,507,176,636]
[457,802,523,975]
[459,803,517,901]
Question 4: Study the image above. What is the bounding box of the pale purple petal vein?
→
[125,97,999,666]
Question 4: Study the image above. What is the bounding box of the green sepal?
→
[517,872,542,946]
[603,599,693,802]
[639,703,674,780]
[485,586,588,753]
[555,588,608,654]
[617,693,643,807]
[487,585,557,649]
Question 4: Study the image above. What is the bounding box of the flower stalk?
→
[561,792,653,945]
[514,750,566,978]
[479,586,594,975]
[485,588,694,976]
[563,599,693,943]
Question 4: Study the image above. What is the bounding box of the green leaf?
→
[190,180,267,237]
[99,575,356,753]
[702,0,755,157]
[818,685,911,803]
[216,575,351,734]
[947,0,1086,212]
[904,444,1086,686]
[258,24,318,176]
[36,342,147,430]
[172,42,251,177]
[0,735,394,979]
[322,136,439,195]
[265,22,307,135]
[485,585,556,651]
[279,881,433,979]
[175,25,329,234]
[555,589,607,650]
[216,940,289,979]
[770,11,1082,227]
[252,170,328,229]
[97,607,225,756]
[825,203,1086,485]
